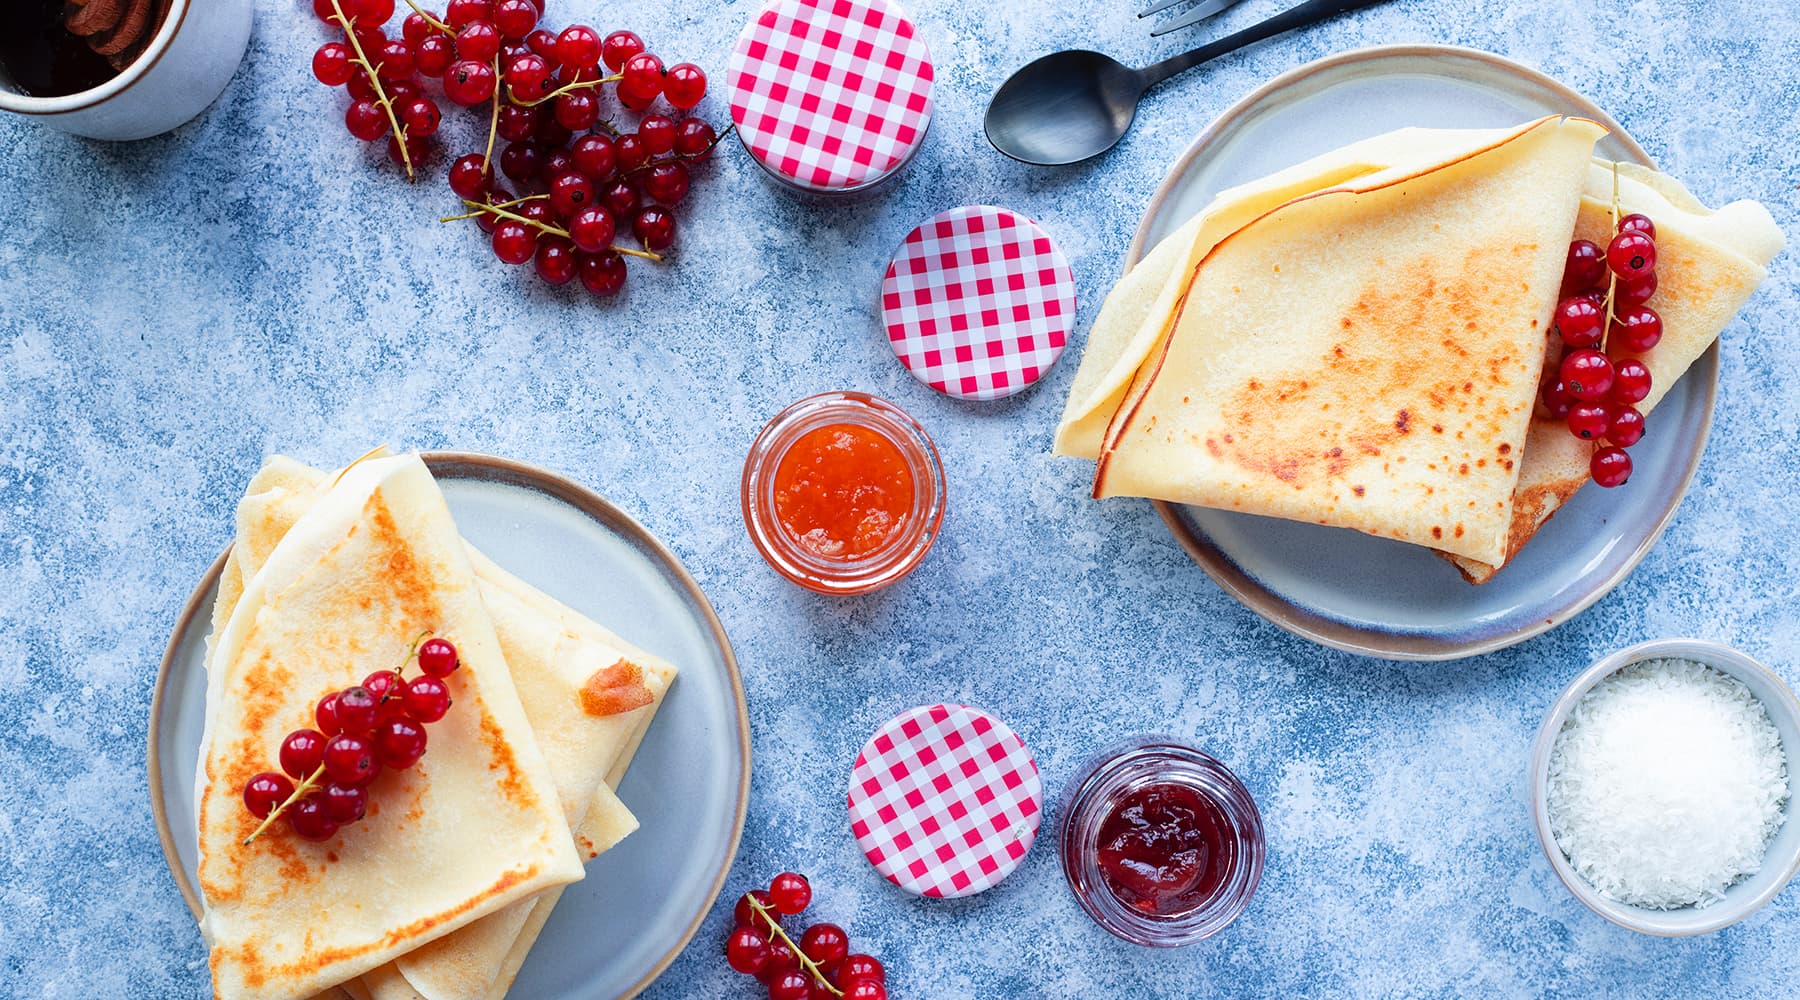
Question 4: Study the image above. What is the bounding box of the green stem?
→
[329,1,414,181]
[243,764,327,845]
[745,895,844,997]
[512,73,624,108]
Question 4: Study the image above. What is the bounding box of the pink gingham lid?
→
[881,206,1076,401]
[727,0,935,191]
[847,704,1042,898]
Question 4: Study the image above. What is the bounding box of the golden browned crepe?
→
[1443,162,1784,581]
[1089,117,1606,564]
[197,454,584,1000]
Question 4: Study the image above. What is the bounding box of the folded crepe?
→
[1444,162,1784,582]
[197,453,585,1000]
[1084,116,1606,564]
[220,456,676,1000]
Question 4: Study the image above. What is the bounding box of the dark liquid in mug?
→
[0,0,171,97]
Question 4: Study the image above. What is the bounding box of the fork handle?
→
[1139,0,1392,88]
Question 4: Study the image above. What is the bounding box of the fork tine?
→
[1148,0,1244,35]
[1138,0,1189,17]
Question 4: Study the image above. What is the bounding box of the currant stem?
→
[512,73,625,108]
[400,0,451,33]
[243,763,327,845]
[329,443,389,487]
[744,894,844,997]
[1598,161,1621,357]
[483,54,501,173]
[447,199,667,263]
[330,2,414,182]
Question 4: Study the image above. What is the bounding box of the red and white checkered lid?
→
[846,704,1042,898]
[727,0,934,192]
[881,206,1076,401]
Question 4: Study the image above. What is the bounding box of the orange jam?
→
[772,423,915,560]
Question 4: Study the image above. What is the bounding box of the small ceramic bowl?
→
[1530,637,1800,935]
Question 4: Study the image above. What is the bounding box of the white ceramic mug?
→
[0,0,254,141]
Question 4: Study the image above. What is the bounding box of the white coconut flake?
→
[1546,657,1789,910]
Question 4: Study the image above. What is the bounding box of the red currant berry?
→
[321,782,369,824]
[1539,380,1575,421]
[1607,404,1645,448]
[638,115,676,155]
[799,924,849,971]
[735,889,775,929]
[374,38,414,80]
[400,96,440,137]
[493,220,537,264]
[418,637,460,676]
[402,11,435,45]
[1610,305,1663,354]
[243,772,294,818]
[537,147,573,183]
[280,729,328,778]
[362,669,403,703]
[475,189,511,234]
[501,141,544,185]
[567,205,615,253]
[1607,231,1656,281]
[312,0,337,24]
[1617,213,1655,239]
[673,118,716,158]
[313,42,354,86]
[768,873,811,915]
[404,675,452,723]
[725,926,770,975]
[386,133,431,167]
[347,0,394,23]
[1616,271,1657,307]
[1560,349,1614,401]
[617,80,658,111]
[549,170,596,217]
[839,955,884,986]
[534,116,572,147]
[633,207,675,252]
[601,178,639,216]
[534,236,577,285]
[643,161,689,205]
[334,685,380,735]
[555,25,602,72]
[346,69,377,102]
[1591,446,1632,488]
[621,52,664,96]
[525,27,557,57]
[503,52,553,101]
[444,59,497,106]
[768,972,811,1000]
[322,734,376,785]
[601,30,644,71]
[492,0,537,38]
[555,91,599,131]
[1565,402,1609,441]
[457,20,501,61]
[577,251,627,296]
[449,152,494,199]
[288,795,340,841]
[374,717,429,768]
[352,24,387,54]
[663,63,706,109]
[1552,294,1603,349]
[756,939,799,985]
[345,100,388,141]
[615,133,650,173]
[1609,358,1651,405]
[1562,238,1606,294]
[843,983,886,1000]
[415,34,455,76]
[444,0,490,27]
[571,134,617,180]
[519,198,555,226]
[497,102,539,142]
[315,691,343,734]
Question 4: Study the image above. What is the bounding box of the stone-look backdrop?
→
[2,0,1795,995]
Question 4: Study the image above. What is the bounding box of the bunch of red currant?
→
[1541,200,1661,488]
[306,0,722,297]
[724,873,889,1000]
[241,635,460,843]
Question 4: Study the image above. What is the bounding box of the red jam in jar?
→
[743,392,945,595]
[773,424,915,559]
[1095,782,1232,917]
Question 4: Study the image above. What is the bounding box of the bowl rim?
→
[1529,637,1800,935]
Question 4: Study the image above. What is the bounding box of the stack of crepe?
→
[1055,115,1783,581]
[196,451,677,1000]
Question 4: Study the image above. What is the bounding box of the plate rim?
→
[144,450,752,999]
[1127,42,1718,661]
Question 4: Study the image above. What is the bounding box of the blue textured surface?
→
[1,0,1796,996]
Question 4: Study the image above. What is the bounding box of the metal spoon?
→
[985,0,1392,166]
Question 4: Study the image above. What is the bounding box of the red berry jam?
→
[1095,782,1232,916]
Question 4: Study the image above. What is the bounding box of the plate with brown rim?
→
[147,451,750,998]
[1127,45,1714,660]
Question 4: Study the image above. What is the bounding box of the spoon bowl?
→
[984,51,1146,166]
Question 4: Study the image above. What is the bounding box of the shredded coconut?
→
[1546,657,1789,909]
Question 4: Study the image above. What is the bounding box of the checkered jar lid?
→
[881,206,1076,401]
[726,0,935,193]
[846,704,1042,898]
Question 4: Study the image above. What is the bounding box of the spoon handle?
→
[1139,0,1392,88]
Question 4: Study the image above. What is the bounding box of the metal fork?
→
[1140,0,1251,37]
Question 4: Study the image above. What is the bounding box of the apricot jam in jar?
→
[1060,738,1265,946]
[742,392,945,595]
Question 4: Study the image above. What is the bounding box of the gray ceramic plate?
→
[147,452,750,999]
[1129,45,1713,660]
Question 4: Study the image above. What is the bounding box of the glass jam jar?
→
[741,392,945,595]
[1060,738,1265,946]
